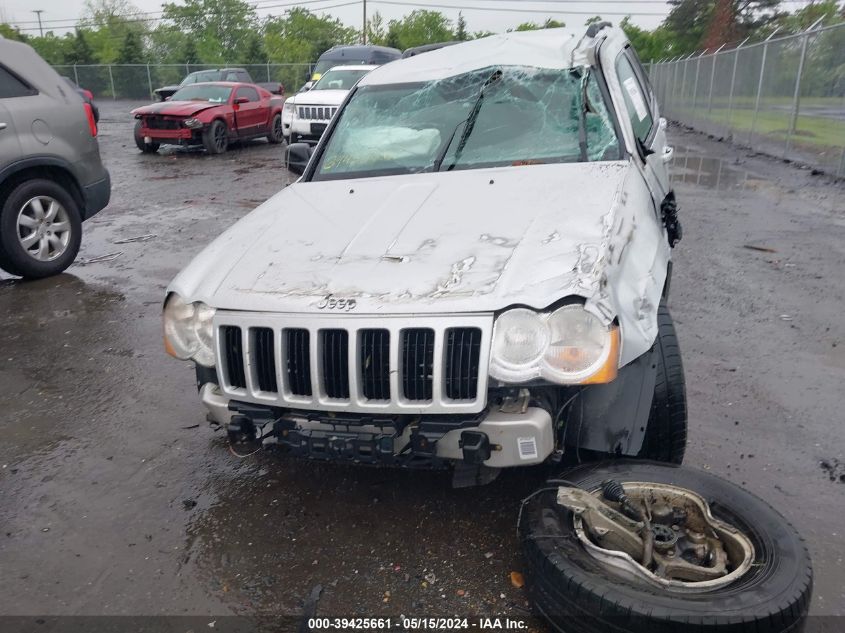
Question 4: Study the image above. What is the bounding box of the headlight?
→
[489,305,619,385]
[183,118,203,129]
[163,294,216,367]
[489,308,549,383]
[282,100,295,120]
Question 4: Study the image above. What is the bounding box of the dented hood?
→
[171,162,633,316]
[131,100,226,118]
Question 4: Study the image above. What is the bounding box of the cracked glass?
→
[312,65,621,181]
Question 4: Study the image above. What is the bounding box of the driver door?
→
[233,86,264,136]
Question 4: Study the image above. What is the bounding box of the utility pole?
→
[32,9,44,37]
[362,0,367,44]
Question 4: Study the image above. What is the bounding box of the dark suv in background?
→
[0,36,110,279]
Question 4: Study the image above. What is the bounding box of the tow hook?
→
[227,414,257,445]
[459,430,492,464]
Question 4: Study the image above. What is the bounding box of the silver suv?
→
[0,37,110,278]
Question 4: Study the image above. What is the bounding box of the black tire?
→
[134,121,159,153]
[0,179,82,279]
[267,113,284,144]
[203,119,228,154]
[639,302,687,463]
[519,461,812,633]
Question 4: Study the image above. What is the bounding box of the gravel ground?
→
[0,100,843,629]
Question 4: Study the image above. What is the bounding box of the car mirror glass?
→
[285,142,313,175]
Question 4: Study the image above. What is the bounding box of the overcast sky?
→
[0,0,816,38]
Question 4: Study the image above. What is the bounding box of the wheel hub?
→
[16,195,71,262]
[557,481,755,593]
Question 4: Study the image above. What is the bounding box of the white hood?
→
[290,89,350,107]
[169,161,668,365]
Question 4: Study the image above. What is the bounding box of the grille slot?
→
[222,326,246,389]
[297,106,338,121]
[285,329,312,396]
[402,328,434,401]
[252,328,277,393]
[321,329,350,399]
[144,116,182,130]
[445,327,482,400]
[360,329,390,400]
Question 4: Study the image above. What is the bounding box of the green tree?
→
[584,15,604,26]
[243,34,266,64]
[385,10,453,50]
[163,0,258,62]
[117,29,144,63]
[114,29,148,98]
[0,23,26,41]
[513,18,565,32]
[183,38,200,65]
[65,30,96,64]
[456,12,469,41]
[366,11,387,46]
[664,0,784,54]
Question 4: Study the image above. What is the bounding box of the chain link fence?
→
[649,22,845,177]
[51,63,315,100]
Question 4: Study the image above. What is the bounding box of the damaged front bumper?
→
[200,383,554,468]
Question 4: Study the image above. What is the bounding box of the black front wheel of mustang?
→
[134,121,160,153]
[639,302,687,463]
[267,113,284,144]
[203,119,229,154]
[519,461,812,633]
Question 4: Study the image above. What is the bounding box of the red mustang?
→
[131,82,285,154]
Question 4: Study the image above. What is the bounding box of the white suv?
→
[282,65,377,144]
[165,25,684,477]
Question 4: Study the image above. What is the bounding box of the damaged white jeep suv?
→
[164,24,685,479]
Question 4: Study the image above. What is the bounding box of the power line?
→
[370,0,669,15]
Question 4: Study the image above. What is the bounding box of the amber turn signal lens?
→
[581,326,620,384]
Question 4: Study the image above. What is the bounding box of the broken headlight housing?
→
[489,305,619,385]
[163,294,216,367]
[183,118,203,129]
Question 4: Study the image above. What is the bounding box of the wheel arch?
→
[0,159,84,227]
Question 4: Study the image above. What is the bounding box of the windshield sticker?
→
[622,77,648,121]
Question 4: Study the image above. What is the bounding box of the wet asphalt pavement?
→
[0,101,843,627]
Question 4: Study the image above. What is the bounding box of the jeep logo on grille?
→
[316,295,357,311]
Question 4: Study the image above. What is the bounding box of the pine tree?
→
[456,12,468,41]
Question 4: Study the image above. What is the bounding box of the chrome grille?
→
[296,105,338,121]
[214,313,492,414]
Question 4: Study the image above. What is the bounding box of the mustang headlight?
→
[183,118,203,129]
[163,294,216,367]
[490,305,619,385]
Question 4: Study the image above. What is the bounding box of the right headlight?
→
[163,293,216,367]
[489,305,619,385]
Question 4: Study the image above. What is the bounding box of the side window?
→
[237,72,251,83]
[238,86,259,102]
[224,71,239,81]
[0,66,36,98]
[615,53,653,143]
[625,46,656,106]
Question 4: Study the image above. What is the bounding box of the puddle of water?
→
[670,151,771,190]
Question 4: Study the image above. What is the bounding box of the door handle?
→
[0,122,7,130]
[662,146,674,164]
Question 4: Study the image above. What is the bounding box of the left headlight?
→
[282,100,295,121]
[163,294,216,367]
[183,118,203,129]
[489,304,619,385]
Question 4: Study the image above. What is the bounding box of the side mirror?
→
[234,96,249,105]
[299,81,314,92]
[285,142,313,175]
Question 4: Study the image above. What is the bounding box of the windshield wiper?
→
[433,69,503,172]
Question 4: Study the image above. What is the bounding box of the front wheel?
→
[0,179,83,278]
[267,113,284,144]
[203,120,228,154]
[639,302,687,463]
[133,121,159,153]
[520,461,812,633]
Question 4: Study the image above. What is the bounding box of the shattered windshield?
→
[170,85,232,103]
[312,65,621,181]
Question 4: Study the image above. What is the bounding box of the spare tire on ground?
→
[519,460,812,633]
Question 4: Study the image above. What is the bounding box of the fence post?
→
[707,44,725,114]
[785,18,824,156]
[266,61,271,82]
[73,64,79,85]
[146,63,153,98]
[837,145,845,178]
[108,65,116,100]
[726,38,749,133]
[185,63,190,76]
[751,29,780,139]
[690,51,706,129]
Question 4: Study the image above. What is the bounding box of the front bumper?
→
[200,382,554,468]
[140,126,198,144]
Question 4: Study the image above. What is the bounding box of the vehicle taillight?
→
[83,103,97,137]
[82,89,94,101]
